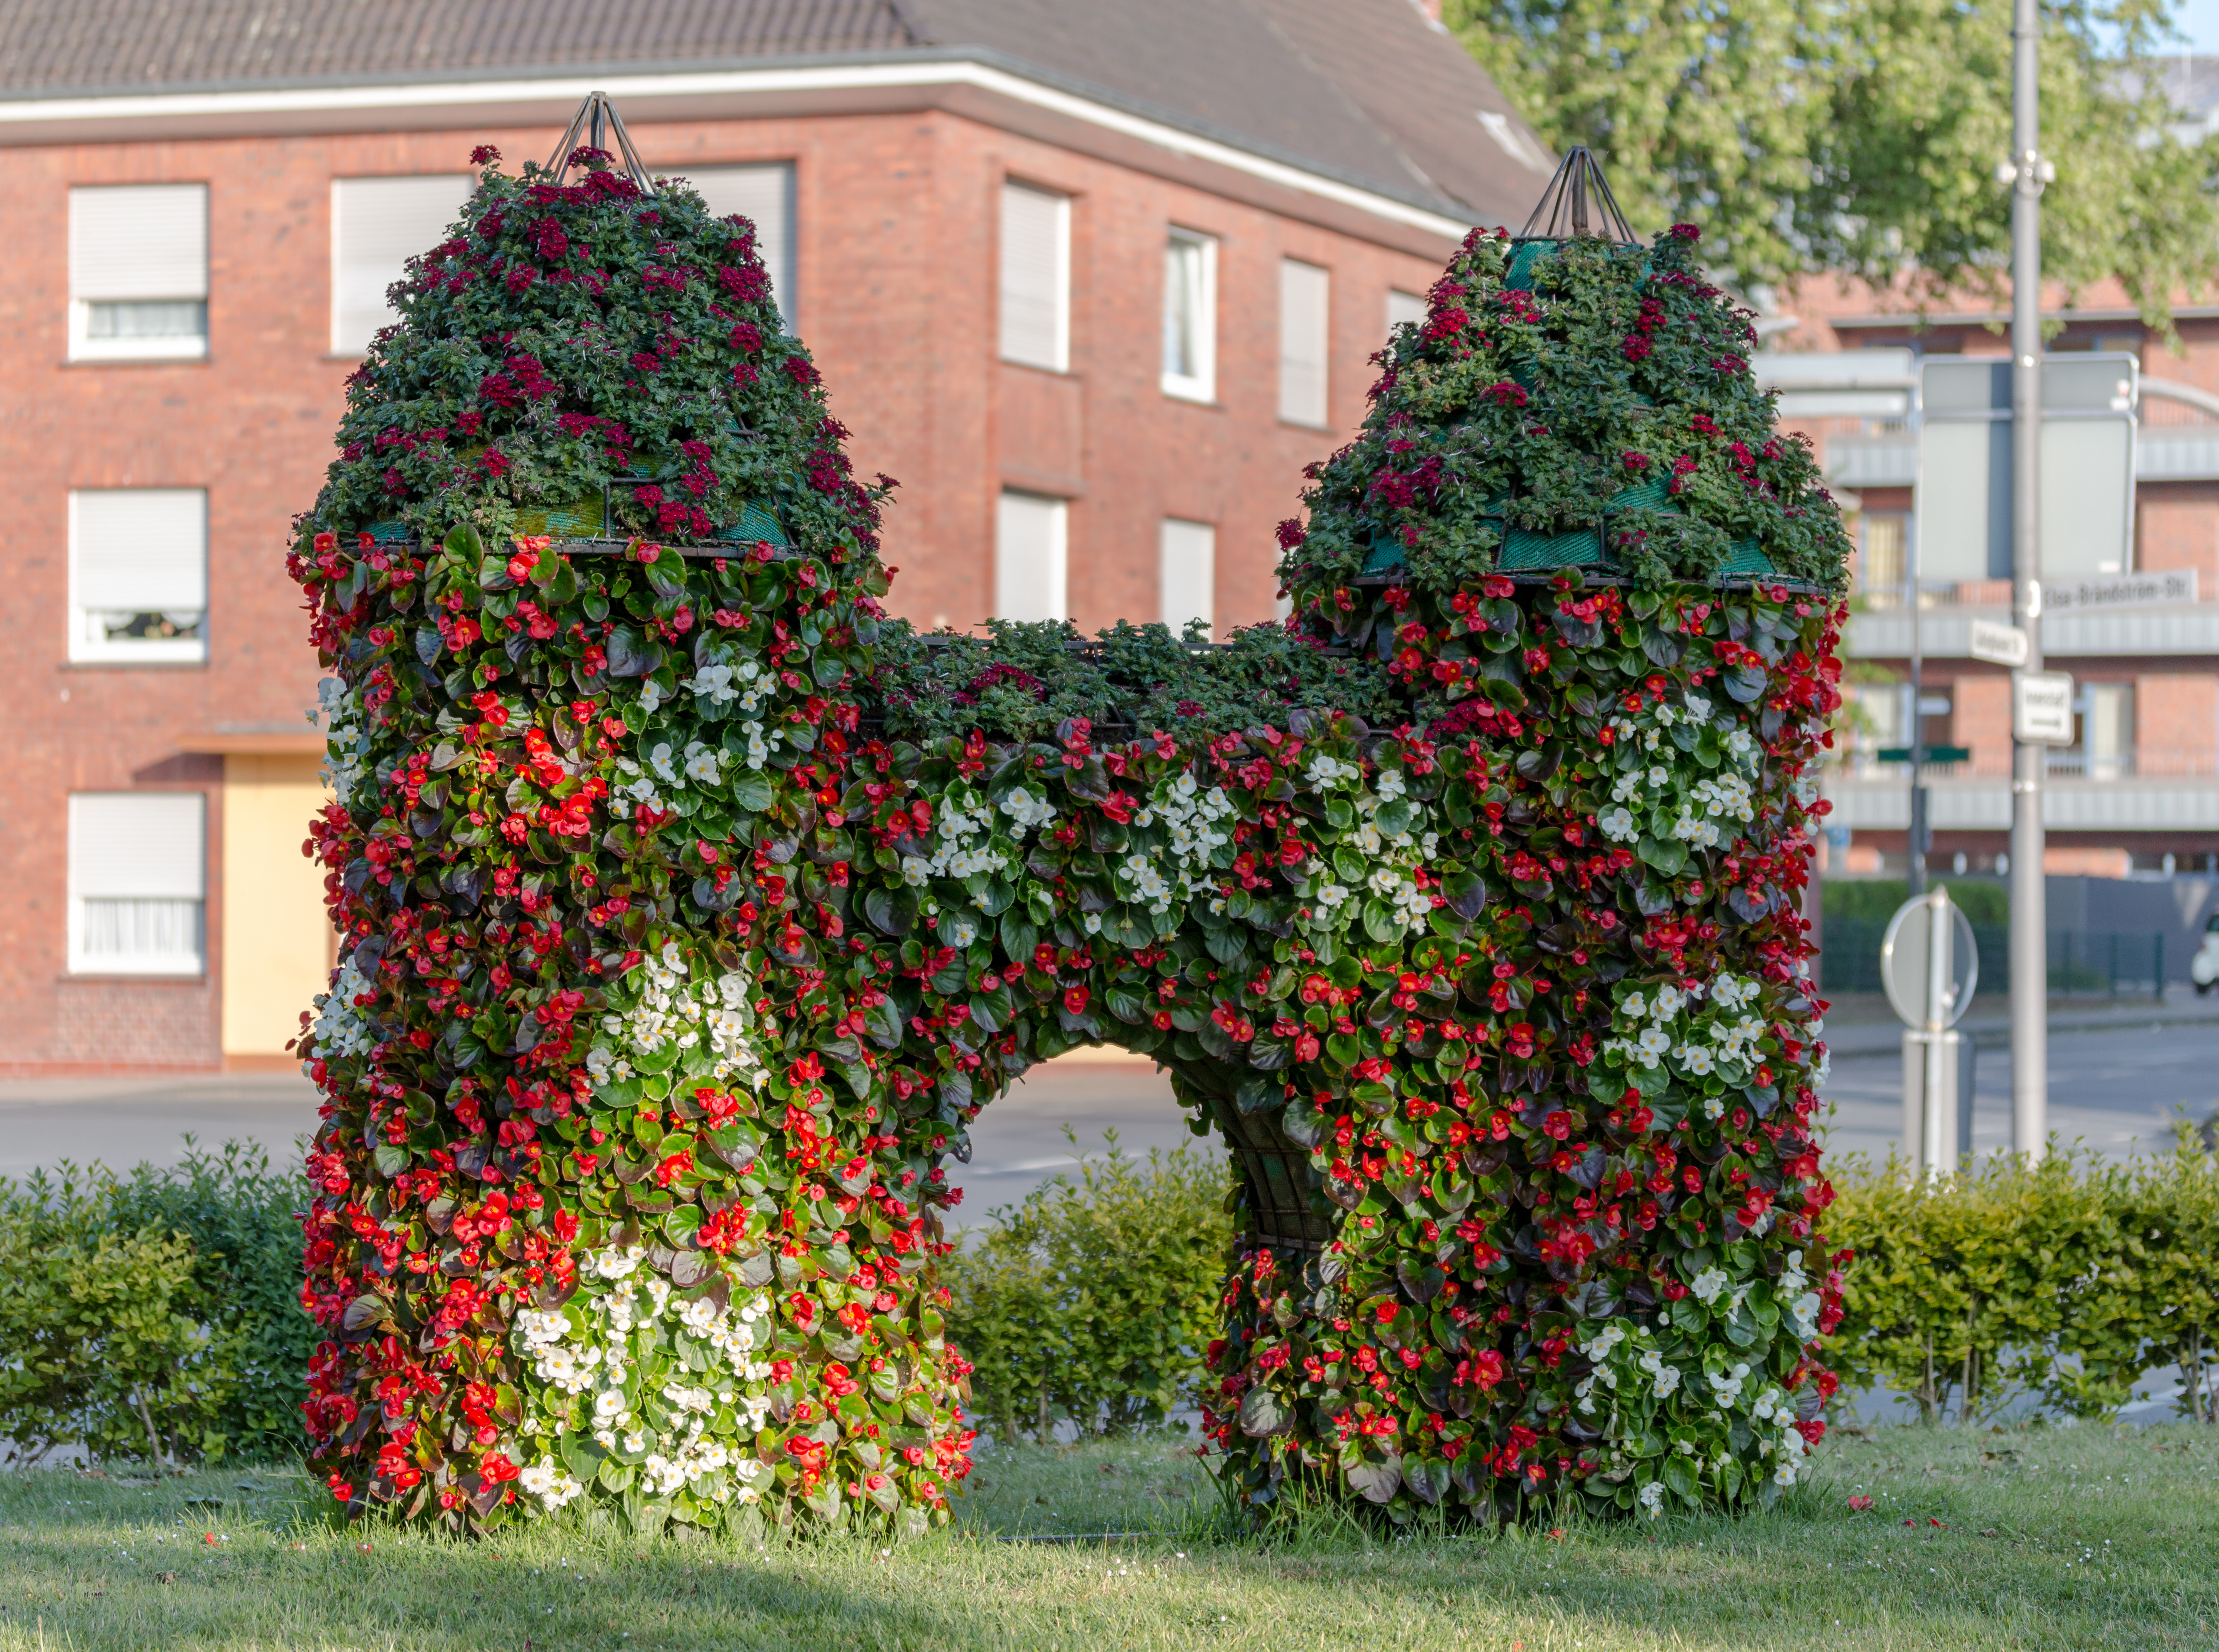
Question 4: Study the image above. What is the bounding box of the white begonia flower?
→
[1374,769,1407,801]
[1308,753,1354,786]
[1639,1481,1667,1517]
[1082,912,1103,934]
[1651,986,1685,1019]
[999,787,1057,832]
[1690,1268,1728,1304]
[684,663,738,704]
[1355,821,1383,855]
[683,740,722,787]
[1316,882,1350,909]
[1647,765,1670,787]
[594,1388,629,1421]
[1701,1094,1727,1120]
[900,855,931,888]
[1683,691,1713,721]
[648,741,680,785]
[1599,806,1638,842]
[1636,1025,1672,1064]
[591,1246,645,1281]
[1676,1043,1716,1076]
[1622,991,1649,1019]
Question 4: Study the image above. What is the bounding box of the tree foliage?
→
[1450,0,2219,326]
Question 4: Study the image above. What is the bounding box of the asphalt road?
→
[5,1023,2212,1205]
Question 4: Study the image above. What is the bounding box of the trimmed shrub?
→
[0,1144,312,1465]
[1825,1146,2219,1424]
[943,1135,1233,1441]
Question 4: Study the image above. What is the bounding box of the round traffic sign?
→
[1880,896,1979,1028]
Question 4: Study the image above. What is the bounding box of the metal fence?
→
[1819,920,2166,999]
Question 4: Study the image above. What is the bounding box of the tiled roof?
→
[0,0,1549,222]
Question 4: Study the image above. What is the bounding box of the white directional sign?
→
[1967,618,2029,667]
[2013,670,2076,744]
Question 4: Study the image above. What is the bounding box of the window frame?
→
[1277,259,1331,429]
[67,488,210,666]
[330,173,478,356]
[66,791,208,978]
[1158,517,1217,636]
[1161,227,1219,404]
[994,490,1069,623]
[999,181,1071,373]
[68,183,210,364]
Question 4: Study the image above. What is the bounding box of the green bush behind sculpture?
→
[288,138,1863,1536]
[0,1145,314,1466]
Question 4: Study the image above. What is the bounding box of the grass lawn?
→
[0,1423,2213,1650]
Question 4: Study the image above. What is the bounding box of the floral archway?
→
[294,128,1849,1536]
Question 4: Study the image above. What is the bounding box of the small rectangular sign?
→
[1967,617,2029,667]
[2013,670,2076,744]
[2043,570,2198,610]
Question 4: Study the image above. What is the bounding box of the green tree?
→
[1449,0,2219,327]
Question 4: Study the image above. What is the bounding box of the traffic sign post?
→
[1882,887,1980,1177]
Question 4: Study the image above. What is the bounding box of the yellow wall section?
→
[221,754,333,1060]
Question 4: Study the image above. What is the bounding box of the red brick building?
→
[0,0,1548,1071]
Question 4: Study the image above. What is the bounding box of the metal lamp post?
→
[2007,0,2050,1161]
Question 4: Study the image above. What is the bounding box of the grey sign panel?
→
[2040,416,2135,577]
[1915,354,2136,585]
[1917,418,2012,580]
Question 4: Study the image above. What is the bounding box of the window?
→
[995,491,1067,622]
[1278,260,1330,428]
[2083,682,2134,780]
[999,183,1068,371]
[69,184,207,361]
[688,164,796,330]
[1386,289,1427,337]
[332,175,475,354]
[1162,229,1217,401]
[1860,513,1908,606]
[1159,518,1216,636]
[68,792,206,976]
[69,489,207,664]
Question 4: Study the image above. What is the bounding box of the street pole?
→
[2009,0,2049,1161]
[1907,524,1926,899]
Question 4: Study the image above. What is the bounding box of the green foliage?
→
[311,146,886,560]
[1825,1147,2219,1424]
[1449,0,2219,327]
[869,619,1404,747]
[98,1143,321,1458]
[944,1134,1234,1441]
[1280,226,1850,675]
[1822,877,2009,926]
[0,1145,312,1467]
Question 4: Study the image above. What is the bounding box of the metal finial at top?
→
[544,91,657,195]
[1518,146,1634,243]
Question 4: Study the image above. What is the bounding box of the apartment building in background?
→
[1765,269,2219,881]
[0,0,1548,1072]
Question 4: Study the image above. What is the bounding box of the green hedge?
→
[0,1144,314,1466]
[1825,1147,2219,1425]
[943,1135,1233,1443]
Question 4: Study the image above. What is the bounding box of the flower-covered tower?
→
[295,120,1852,1536]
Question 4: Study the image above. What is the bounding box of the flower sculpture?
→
[294,133,1852,1537]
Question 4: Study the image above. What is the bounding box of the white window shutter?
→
[996,491,1068,622]
[70,793,206,901]
[332,175,475,354]
[71,490,207,612]
[1279,260,1330,427]
[1386,289,1427,337]
[71,185,207,301]
[688,164,795,329]
[1159,519,1216,635]
[999,184,1068,371]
